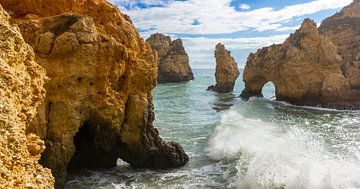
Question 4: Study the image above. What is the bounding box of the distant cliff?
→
[146,33,194,83]
[208,43,240,93]
[241,16,360,109]
[0,0,188,188]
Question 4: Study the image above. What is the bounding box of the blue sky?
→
[109,0,352,69]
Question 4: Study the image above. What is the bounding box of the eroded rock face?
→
[208,43,240,93]
[0,0,188,188]
[241,19,360,108]
[146,33,194,83]
[0,5,54,188]
[319,0,360,90]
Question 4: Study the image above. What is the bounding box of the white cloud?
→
[116,0,352,35]
[108,0,352,68]
[239,4,250,10]
[182,34,288,68]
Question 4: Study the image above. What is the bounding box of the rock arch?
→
[240,19,360,108]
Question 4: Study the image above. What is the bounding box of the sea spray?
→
[206,107,360,189]
[65,70,360,189]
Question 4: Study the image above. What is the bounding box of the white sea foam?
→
[206,108,360,189]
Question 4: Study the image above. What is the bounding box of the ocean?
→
[65,69,360,189]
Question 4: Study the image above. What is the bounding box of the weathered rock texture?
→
[319,0,360,90]
[146,33,194,83]
[0,0,188,188]
[208,43,240,93]
[0,5,54,188]
[241,18,360,108]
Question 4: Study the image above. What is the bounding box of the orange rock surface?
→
[0,0,188,188]
[0,5,54,188]
[208,43,240,93]
[146,33,194,83]
[241,18,360,108]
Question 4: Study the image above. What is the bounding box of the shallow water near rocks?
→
[65,69,360,189]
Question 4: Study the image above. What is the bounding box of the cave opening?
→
[262,81,276,100]
[67,119,123,172]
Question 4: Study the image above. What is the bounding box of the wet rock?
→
[208,43,240,93]
[146,33,194,83]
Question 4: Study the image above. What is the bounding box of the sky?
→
[109,0,352,69]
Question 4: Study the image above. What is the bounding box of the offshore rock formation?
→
[208,43,240,93]
[319,0,360,90]
[0,0,188,188]
[0,5,54,188]
[241,18,360,108]
[146,33,194,83]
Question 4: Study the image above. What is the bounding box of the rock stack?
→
[146,33,194,83]
[208,43,240,93]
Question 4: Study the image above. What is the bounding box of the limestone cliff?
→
[146,33,194,83]
[319,0,360,90]
[241,19,360,108]
[0,0,188,188]
[0,5,54,188]
[208,43,240,93]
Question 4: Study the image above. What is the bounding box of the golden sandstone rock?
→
[0,5,54,188]
[208,43,240,93]
[241,16,360,108]
[146,33,194,83]
[0,0,188,188]
[319,0,360,90]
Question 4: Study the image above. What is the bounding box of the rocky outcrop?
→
[208,43,240,93]
[0,5,54,188]
[241,18,360,108]
[319,0,360,90]
[146,33,194,83]
[0,0,188,188]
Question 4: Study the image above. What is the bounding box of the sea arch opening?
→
[262,81,276,100]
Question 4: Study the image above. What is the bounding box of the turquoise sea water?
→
[66,69,360,189]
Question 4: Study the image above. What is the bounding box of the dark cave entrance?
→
[67,120,122,172]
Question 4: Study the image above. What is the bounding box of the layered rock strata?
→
[146,33,194,83]
[0,0,188,188]
[241,18,360,108]
[0,5,54,188]
[208,43,240,93]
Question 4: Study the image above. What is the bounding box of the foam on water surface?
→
[65,70,360,189]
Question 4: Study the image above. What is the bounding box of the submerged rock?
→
[208,43,240,93]
[0,0,188,188]
[240,18,360,108]
[146,33,194,83]
[0,5,54,188]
